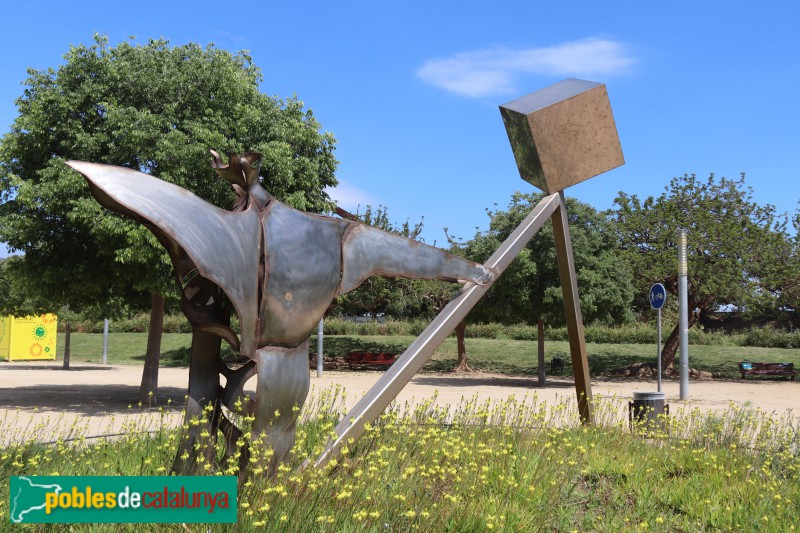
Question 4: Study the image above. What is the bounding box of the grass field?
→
[55,332,800,378]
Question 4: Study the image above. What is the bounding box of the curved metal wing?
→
[338,224,496,295]
[66,161,261,357]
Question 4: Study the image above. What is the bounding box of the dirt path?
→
[1,361,797,446]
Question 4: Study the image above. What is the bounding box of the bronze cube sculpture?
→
[500,78,624,193]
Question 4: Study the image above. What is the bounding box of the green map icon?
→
[10,477,63,523]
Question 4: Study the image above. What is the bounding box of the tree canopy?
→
[454,192,636,327]
[0,35,338,316]
[613,173,792,368]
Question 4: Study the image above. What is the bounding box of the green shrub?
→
[544,326,569,342]
[56,313,796,349]
[466,322,506,339]
[505,323,536,341]
[321,318,423,336]
[583,324,654,344]
[742,327,800,349]
[689,328,738,346]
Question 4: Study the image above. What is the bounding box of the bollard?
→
[550,356,564,375]
[629,391,669,435]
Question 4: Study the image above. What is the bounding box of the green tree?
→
[791,209,800,320]
[452,192,635,370]
[0,35,337,399]
[748,206,799,324]
[759,206,800,326]
[0,256,36,315]
[613,173,789,370]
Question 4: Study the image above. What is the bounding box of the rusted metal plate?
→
[338,224,495,295]
[499,78,624,193]
[68,160,496,355]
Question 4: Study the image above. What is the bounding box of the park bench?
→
[738,362,796,380]
[346,351,397,369]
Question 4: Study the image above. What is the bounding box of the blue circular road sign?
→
[649,283,667,310]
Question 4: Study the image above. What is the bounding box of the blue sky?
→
[1,1,798,249]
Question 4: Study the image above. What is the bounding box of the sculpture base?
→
[171,332,310,478]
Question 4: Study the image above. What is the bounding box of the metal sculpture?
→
[67,153,495,475]
[69,77,622,476]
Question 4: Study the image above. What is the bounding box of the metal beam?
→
[310,193,562,469]
[551,191,593,424]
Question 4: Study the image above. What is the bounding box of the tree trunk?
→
[453,321,472,372]
[661,310,701,372]
[660,296,712,371]
[537,319,545,386]
[62,320,71,370]
[139,292,165,405]
[660,324,680,371]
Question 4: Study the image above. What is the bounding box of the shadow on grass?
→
[588,352,745,379]
[422,359,539,375]
[588,353,648,376]
[0,384,186,415]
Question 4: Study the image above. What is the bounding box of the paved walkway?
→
[1,361,797,446]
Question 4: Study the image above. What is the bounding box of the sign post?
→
[649,283,667,392]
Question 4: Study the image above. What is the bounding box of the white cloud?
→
[416,38,636,98]
[325,179,379,213]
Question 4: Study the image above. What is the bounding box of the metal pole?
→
[102,318,109,365]
[317,318,324,378]
[551,192,593,424]
[678,229,689,400]
[657,308,662,393]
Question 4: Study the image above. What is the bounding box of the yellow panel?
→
[3,314,58,361]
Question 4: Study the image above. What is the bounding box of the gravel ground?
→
[1,361,797,446]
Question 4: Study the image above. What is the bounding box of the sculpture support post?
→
[500,78,621,427]
[172,329,223,475]
[551,192,593,424]
[252,343,310,474]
